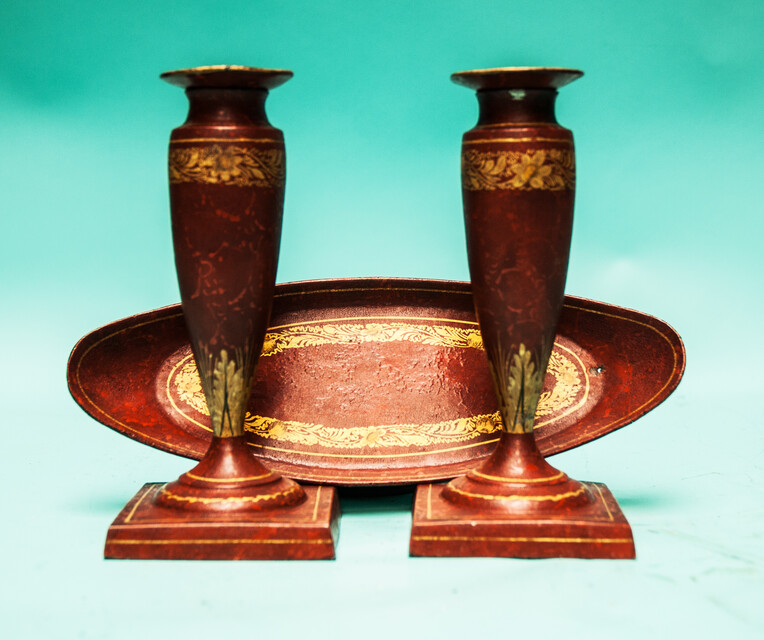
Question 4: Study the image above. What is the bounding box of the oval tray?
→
[68,278,685,486]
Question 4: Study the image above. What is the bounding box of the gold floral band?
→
[262,322,485,356]
[462,148,574,191]
[169,144,285,188]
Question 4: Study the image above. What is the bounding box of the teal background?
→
[2,1,762,637]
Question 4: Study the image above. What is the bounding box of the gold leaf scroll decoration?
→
[462,149,575,191]
[172,323,582,448]
[169,145,285,188]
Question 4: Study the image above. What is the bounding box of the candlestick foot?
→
[105,484,339,560]
[410,481,634,559]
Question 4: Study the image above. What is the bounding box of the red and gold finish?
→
[410,67,635,559]
[69,280,686,487]
[105,66,338,560]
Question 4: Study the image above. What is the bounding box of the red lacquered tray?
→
[67,278,685,486]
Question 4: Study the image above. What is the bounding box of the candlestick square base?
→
[410,482,635,559]
[105,483,339,560]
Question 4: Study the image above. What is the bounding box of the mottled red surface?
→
[409,480,635,559]
[68,278,685,486]
[249,342,492,428]
[457,68,583,439]
[104,65,326,561]
[409,68,636,558]
[167,70,286,411]
[154,435,307,513]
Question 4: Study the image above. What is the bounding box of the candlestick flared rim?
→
[451,67,583,91]
[161,65,293,90]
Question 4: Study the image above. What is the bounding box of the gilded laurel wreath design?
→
[462,149,575,191]
[171,323,583,448]
[169,145,285,188]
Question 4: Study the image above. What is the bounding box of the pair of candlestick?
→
[104,65,634,560]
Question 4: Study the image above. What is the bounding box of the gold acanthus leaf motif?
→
[194,346,253,438]
[169,145,285,188]
[489,342,550,434]
[462,148,575,191]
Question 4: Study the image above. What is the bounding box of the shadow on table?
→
[69,486,417,516]
[337,485,415,514]
[70,487,678,517]
[614,491,681,510]
[69,493,137,515]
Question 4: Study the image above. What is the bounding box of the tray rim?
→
[67,277,686,485]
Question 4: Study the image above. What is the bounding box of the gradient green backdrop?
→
[2,1,762,638]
